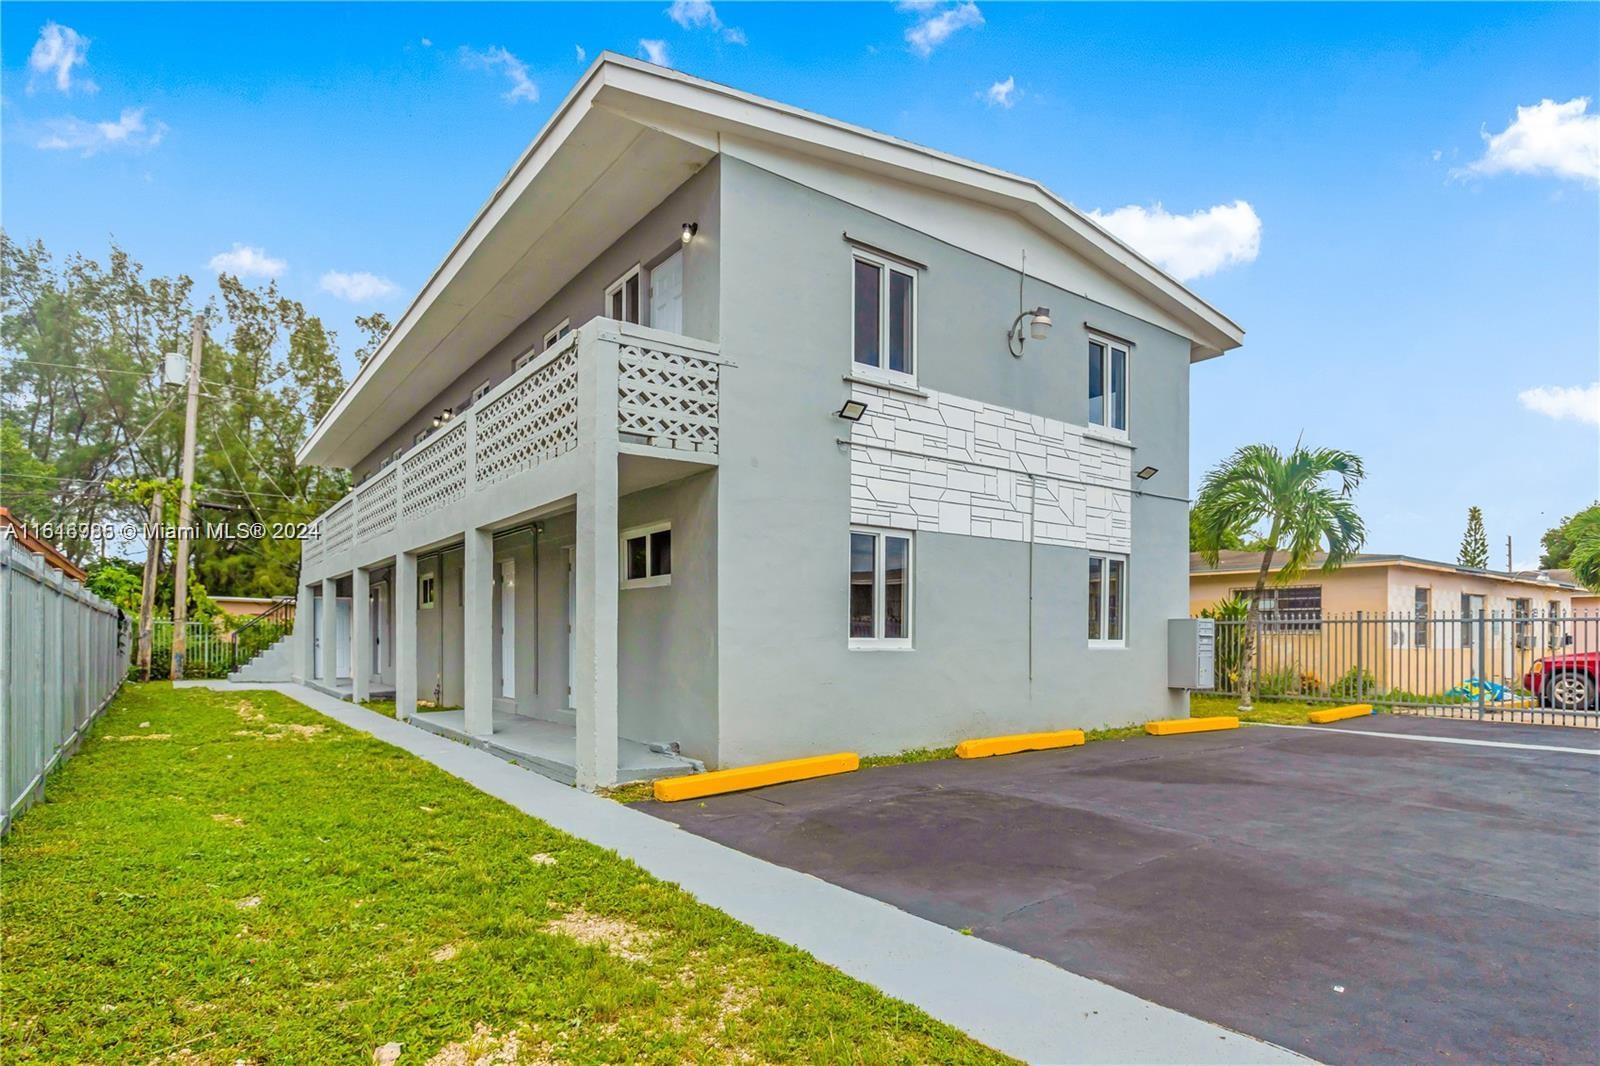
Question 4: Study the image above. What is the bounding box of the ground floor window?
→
[1089,553,1127,645]
[621,522,671,588]
[419,570,437,609]
[850,527,912,647]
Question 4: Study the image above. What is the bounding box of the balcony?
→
[300,318,726,581]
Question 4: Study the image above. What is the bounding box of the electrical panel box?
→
[1168,618,1215,690]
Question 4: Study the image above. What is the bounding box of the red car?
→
[1524,652,1599,711]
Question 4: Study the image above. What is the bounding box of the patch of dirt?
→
[431,942,459,962]
[372,1042,402,1066]
[231,721,325,741]
[543,906,659,963]
[425,1023,551,1066]
[234,896,262,910]
[211,813,246,828]
[105,734,172,741]
[529,853,557,866]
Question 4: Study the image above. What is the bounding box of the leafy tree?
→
[1559,508,1600,591]
[84,558,143,614]
[1192,441,1366,710]
[1457,506,1489,569]
[353,311,392,365]
[0,418,58,524]
[1540,503,1600,569]
[1,233,351,594]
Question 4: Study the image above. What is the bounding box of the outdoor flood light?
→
[681,221,698,245]
[1136,465,1159,480]
[431,408,454,429]
[1007,306,1052,357]
[836,399,869,422]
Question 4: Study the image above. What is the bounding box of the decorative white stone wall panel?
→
[848,382,1132,553]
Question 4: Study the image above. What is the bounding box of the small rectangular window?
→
[413,428,430,446]
[849,527,913,648]
[514,347,535,371]
[1460,593,1485,647]
[851,251,916,381]
[419,571,437,610]
[472,380,493,404]
[1088,337,1129,432]
[1233,585,1322,632]
[620,522,671,588]
[1090,553,1127,645]
[543,319,571,349]
[1414,586,1431,647]
[606,266,642,325]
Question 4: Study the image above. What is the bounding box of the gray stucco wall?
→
[353,158,723,480]
[713,155,1193,766]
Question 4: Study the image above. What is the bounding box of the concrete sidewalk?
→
[177,680,1301,1065]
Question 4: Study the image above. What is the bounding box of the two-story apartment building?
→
[289,55,1245,788]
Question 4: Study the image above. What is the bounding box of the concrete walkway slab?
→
[176,681,1300,1064]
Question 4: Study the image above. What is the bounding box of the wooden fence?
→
[1,540,128,834]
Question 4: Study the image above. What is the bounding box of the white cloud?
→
[320,271,399,303]
[1518,382,1600,426]
[208,244,287,279]
[905,2,983,57]
[667,0,746,44]
[575,44,587,63]
[1457,97,1600,185]
[420,37,433,48]
[1085,200,1262,282]
[460,45,538,103]
[28,22,95,95]
[983,76,1017,109]
[37,107,166,156]
[639,39,673,67]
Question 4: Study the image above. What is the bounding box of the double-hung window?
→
[543,319,571,350]
[1088,553,1127,645]
[620,522,671,589]
[849,527,912,647]
[1413,586,1431,647]
[1088,338,1128,433]
[605,266,642,325]
[1460,593,1486,647]
[852,251,916,381]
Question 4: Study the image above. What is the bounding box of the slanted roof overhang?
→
[300,54,1244,470]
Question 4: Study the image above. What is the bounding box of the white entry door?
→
[566,548,576,707]
[649,250,683,334]
[312,595,323,680]
[335,597,352,679]
[371,582,389,677]
[499,559,516,699]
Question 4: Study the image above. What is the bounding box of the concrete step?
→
[229,634,296,683]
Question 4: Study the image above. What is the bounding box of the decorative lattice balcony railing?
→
[304,322,723,572]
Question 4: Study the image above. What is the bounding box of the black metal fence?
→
[1203,611,1600,726]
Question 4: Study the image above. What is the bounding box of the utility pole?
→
[1506,535,1513,573]
[136,488,164,681]
[169,316,205,680]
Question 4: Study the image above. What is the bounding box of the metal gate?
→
[1203,611,1600,726]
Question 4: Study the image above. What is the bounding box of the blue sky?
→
[3,2,1597,566]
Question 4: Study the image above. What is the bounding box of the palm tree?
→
[1193,442,1367,710]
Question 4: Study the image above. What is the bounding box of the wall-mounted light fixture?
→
[1136,465,1159,480]
[1006,306,1052,358]
[836,399,869,422]
[431,408,454,429]
[681,222,698,245]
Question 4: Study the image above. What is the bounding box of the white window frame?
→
[419,570,437,610]
[604,265,643,325]
[513,346,535,371]
[848,526,914,650]
[543,318,571,350]
[1086,333,1130,438]
[413,428,430,446]
[619,521,672,590]
[471,379,493,404]
[1088,551,1128,648]
[850,250,918,386]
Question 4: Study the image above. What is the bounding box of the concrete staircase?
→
[229,633,296,683]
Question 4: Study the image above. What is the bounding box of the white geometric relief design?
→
[847,382,1132,553]
[474,346,579,486]
[401,421,468,522]
[616,343,719,454]
[355,466,397,539]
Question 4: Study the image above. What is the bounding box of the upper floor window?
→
[852,251,916,380]
[472,380,493,405]
[606,266,642,325]
[543,319,571,349]
[1089,553,1127,645]
[620,522,672,589]
[1088,338,1128,433]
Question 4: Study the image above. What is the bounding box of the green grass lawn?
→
[1,684,1009,1064]
[1190,694,1334,724]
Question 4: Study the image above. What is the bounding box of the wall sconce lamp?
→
[836,399,869,422]
[1136,465,1159,480]
[431,408,454,429]
[681,222,698,245]
[1006,306,1052,358]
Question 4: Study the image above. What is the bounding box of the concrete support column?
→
[574,323,622,790]
[320,577,337,684]
[351,566,371,704]
[394,552,417,722]
[295,581,315,682]
[462,527,494,736]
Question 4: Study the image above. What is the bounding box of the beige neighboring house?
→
[1191,551,1592,696]
[211,596,292,621]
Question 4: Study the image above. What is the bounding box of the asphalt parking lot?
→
[639,717,1600,1063]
